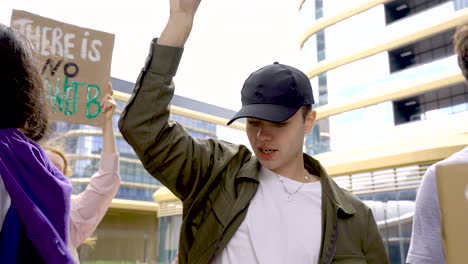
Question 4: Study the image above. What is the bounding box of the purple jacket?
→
[0,128,74,263]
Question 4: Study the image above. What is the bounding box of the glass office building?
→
[299,0,468,263]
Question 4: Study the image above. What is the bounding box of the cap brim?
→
[227,104,299,125]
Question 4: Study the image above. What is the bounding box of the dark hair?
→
[454,24,468,81]
[301,104,312,121]
[0,25,48,141]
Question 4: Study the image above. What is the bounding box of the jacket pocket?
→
[211,189,233,227]
[189,189,232,261]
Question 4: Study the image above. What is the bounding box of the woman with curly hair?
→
[0,24,74,263]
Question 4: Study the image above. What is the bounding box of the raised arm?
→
[69,82,120,247]
[118,0,249,202]
[158,0,201,47]
[102,82,117,154]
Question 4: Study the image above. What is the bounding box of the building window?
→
[332,163,431,264]
[388,29,455,73]
[393,82,468,125]
[393,96,422,125]
[306,118,330,155]
[318,73,328,106]
[454,0,468,10]
[158,215,182,264]
[384,0,451,24]
[316,30,326,62]
[315,0,323,19]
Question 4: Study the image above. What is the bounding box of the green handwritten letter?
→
[86,85,101,119]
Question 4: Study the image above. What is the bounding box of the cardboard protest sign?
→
[10,10,115,127]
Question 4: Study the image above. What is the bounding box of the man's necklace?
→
[278,173,310,202]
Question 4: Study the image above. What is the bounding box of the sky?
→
[1,0,301,111]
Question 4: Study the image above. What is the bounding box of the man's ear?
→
[305,110,316,134]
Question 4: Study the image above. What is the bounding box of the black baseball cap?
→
[227,62,314,125]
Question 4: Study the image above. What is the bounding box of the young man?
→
[406,24,468,264]
[119,1,388,263]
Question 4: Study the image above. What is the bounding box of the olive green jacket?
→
[118,40,389,264]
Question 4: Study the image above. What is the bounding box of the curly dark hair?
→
[0,25,48,141]
[454,24,468,81]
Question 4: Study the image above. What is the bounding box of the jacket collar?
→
[305,154,356,215]
[235,155,261,182]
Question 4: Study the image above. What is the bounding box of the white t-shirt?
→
[215,167,322,264]
[0,175,11,231]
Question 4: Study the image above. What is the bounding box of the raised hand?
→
[101,81,117,154]
[158,0,202,47]
[101,82,117,121]
[169,0,201,18]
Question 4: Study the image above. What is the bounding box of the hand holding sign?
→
[101,82,117,121]
[10,10,115,127]
[101,81,117,154]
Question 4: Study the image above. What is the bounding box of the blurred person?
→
[118,1,389,263]
[44,82,120,263]
[0,24,74,263]
[406,25,468,264]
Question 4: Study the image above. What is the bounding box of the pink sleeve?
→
[69,152,120,247]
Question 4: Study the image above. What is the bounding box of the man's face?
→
[246,107,316,177]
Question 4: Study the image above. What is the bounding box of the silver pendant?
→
[288,194,292,202]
